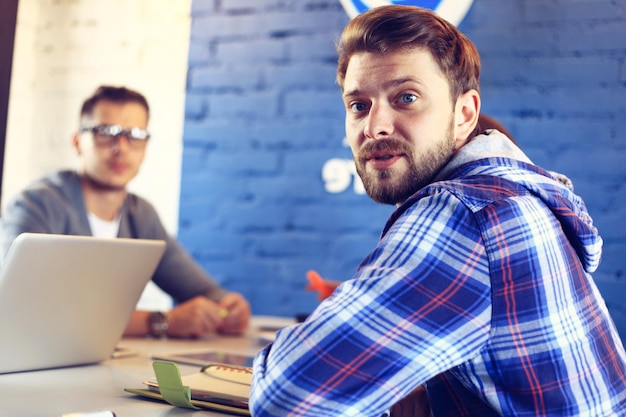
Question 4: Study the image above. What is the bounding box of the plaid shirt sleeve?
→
[250,189,493,416]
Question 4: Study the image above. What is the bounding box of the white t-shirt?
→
[87,212,121,239]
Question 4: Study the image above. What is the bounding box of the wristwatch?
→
[148,311,169,337]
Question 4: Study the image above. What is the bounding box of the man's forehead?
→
[84,100,149,126]
[342,49,447,94]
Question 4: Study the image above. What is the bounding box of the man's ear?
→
[71,132,81,155]
[453,89,480,149]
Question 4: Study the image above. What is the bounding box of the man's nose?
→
[364,102,394,140]
[111,135,131,152]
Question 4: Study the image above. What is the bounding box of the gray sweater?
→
[0,170,226,303]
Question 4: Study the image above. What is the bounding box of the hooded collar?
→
[389,130,602,273]
[435,129,532,182]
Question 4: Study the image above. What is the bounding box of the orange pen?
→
[305,270,340,301]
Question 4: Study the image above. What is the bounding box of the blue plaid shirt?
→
[250,142,626,416]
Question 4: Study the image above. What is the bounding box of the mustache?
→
[358,138,412,161]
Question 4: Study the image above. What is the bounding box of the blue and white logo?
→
[339,0,475,26]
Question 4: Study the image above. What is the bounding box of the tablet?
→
[152,349,255,368]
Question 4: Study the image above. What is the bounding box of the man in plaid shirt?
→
[250,5,626,416]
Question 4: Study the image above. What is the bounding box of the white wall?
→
[3,0,192,310]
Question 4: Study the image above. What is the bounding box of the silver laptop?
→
[0,233,166,374]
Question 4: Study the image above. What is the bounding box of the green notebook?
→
[125,360,251,416]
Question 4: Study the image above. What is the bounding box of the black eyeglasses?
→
[80,124,150,148]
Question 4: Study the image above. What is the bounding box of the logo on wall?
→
[339,0,474,26]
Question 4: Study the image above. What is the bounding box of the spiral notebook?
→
[125,360,252,415]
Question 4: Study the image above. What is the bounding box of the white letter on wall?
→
[322,158,365,194]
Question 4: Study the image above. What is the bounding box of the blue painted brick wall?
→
[179,0,626,340]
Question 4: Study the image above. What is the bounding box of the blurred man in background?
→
[0,85,250,338]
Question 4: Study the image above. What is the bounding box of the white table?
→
[0,316,294,417]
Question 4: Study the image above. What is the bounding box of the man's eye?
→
[97,129,115,137]
[98,125,122,136]
[399,94,417,104]
[350,102,367,113]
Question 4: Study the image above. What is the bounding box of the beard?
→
[81,172,127,192]
[355,120,456,205]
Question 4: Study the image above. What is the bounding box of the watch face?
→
[149,311,168,337]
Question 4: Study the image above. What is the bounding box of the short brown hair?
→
[336,5,481,102]
[80,85,150,119]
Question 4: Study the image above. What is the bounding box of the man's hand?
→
[217,292,251,335]
[164,293,250,338]
[165,296,225,338]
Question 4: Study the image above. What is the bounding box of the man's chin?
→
[363,179,410,206]
[361,163,429,205]
[83,174,128,192]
